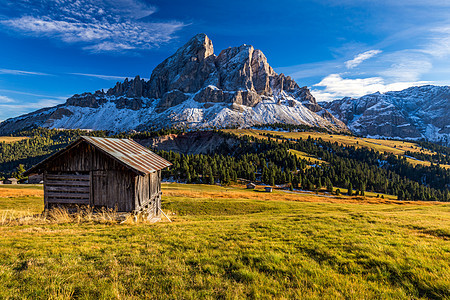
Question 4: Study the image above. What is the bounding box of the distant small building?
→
[247,182,256,189]
[27,174,43,184]
[24,136,172,218]
[265,187,273,193]
[4,178,18,185]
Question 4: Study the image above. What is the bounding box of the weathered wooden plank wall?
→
[40,140,162,214]
[45,173,90,205]
[42,141,136,211]
[134,171,161,215]
[92,170,134,211]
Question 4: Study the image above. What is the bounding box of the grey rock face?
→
[106,76,148,98]
[156,90,188,112]
[148,33,216,98]
[320,85,450,145]
[66,91,107,108]
[145,33,332,111]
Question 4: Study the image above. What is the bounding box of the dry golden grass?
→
[0,206,137,226]
[0,187,43,198]
[289,149,327,164]
[0,136,29,143]
[162,183,440,206]
[223,129,450,169]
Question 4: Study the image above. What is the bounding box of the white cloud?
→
[0,0,186,53]
[419,26,450,59]
[0,95,62,122]
[0,68,50,76]
[0,96,63,121]
[290,23,450,102]
[311,74,429,101]
[378,51,432,81]
[345,50,382,69]
[0,95,15,103]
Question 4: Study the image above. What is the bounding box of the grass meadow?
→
[0,136,29,144]
[0,183,449,299]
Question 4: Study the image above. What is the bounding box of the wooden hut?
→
[247,182,256,189]
[24,136,172,216]
[264,187,273,193]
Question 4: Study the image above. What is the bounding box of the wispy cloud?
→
[0,95,62,121]
[311,74,429,101]
[70,73,130,81]
[0,68,50,76]
[0,0,186,53]
[296,23,450,101]
[69,72,149,81]
[0,89,67,100]
[377,50,432,81]
[345,50,382,69]
[0,95,15,103]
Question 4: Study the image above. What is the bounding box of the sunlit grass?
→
[289,149,327,165]
[0,136,29,143]
[0,183,448,299]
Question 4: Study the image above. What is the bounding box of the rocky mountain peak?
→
[147,33,216,98]
[0,34,350,134]
[216,45,275,94]
[183,33,214,61]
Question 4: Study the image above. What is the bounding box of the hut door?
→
[92,171,108,207]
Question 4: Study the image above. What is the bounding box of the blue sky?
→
[1,0,450,120]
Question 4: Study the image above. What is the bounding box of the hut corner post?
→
[43,171,49,210]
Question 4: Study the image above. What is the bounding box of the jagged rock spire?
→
[147,33,216,98]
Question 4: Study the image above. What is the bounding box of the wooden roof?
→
[25,136,172,176]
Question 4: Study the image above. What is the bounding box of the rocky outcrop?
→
[107,76,150,98]
[66,91,107,108]
[148,33,216,98]
[320,85,450,145]
[137,131,239,155]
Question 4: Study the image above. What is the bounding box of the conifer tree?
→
[326,178,333,192]
[208,166,214,185]
[360,181,366,196]
[270,173,275,186]
[347,182,353,196]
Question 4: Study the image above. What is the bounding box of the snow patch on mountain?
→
[320,85,450,146]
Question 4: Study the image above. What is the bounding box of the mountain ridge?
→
[0,33,347,134]
[320,85,450,146]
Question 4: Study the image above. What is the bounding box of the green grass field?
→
[0,183,449,299]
